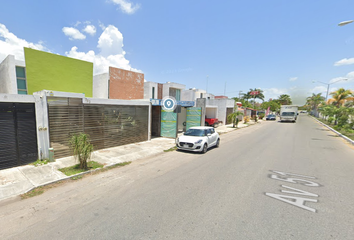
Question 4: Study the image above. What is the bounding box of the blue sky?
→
[1,0,354,105]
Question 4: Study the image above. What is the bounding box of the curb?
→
[311,116,354,145]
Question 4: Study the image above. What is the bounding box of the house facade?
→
[0,48,93,96]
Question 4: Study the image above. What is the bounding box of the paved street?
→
[1,115,354,240]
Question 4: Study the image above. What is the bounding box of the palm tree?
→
[247,88,265,102]
[306,93,325,117]
[278,94,292,105]
[227,110,244,128]
[327,88,354,107]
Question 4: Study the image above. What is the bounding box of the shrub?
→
[244,116,250,123]
[258,113,265,119]
[69,133,94,170]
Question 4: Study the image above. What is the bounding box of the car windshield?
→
[281,112,295,116]
[267,115,275,117]
[184,129,206,137]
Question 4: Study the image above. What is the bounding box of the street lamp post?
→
[338,20,354,26]
[312,78,348,101]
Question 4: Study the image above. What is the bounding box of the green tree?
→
[69,133,94,170]
[231,97,252,108]
[227,110,244,128]
[277,94,292,105]
[306,93,325,116]
[261,100,281,112]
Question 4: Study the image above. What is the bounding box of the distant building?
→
[93,67,144,100]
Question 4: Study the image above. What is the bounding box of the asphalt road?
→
[1,114,354,240]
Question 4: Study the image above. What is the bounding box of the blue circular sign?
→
[162,96,177,111]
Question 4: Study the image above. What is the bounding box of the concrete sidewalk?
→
[0,120,259,201]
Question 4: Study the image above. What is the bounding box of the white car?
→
[176,126,220,153]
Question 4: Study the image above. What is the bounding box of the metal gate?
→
[47,97,84,159]
[84,104,149,151]
[0,103,38,170]
[186,107,201,130]
[160,110,177,138]
[48,97,149,159]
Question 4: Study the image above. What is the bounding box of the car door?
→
[206,129,213,146]
[210,128,217,146]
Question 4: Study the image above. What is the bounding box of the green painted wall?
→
[24,48,93,97]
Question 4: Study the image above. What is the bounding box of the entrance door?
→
[160,110,177,138]
[0,103,38,170]
[151,106,161,137]
[226,108,234,124]
[186,107,201,130]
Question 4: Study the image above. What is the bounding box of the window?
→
[152,87,155,99]
[176,89,181,101]
[16,66,27,95]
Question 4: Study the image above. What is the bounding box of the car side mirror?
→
[207,133,211,136]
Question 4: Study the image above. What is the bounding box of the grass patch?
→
[164,146,177,152]
[58,161,104,176]
[315,117,354,141]
[31,159,49,167]
[20,187,44,199]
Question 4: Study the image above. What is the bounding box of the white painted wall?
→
[93,73,109,99]
[181,88,214,103]
[144,81,158,99]
[0,55,20,94]
[177,107,187,132]
[205,107,217,118]
[162,82,185,98]
[206,98,235,124]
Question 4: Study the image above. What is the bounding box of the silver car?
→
[176,126,220,153]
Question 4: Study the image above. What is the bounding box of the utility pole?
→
[206,75,209,93]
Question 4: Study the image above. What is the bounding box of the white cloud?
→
[264,87,310,105]
[62,27,86,40]
[0,23,47,62]
[334,58,354,66]
[66,25,141,74]
[110,0,140,14]
[289,77,298,82]
[83,25,96,36]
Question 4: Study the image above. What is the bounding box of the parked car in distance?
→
[205,118,219,128]
[176,126,220,153]
[266,114,276,120]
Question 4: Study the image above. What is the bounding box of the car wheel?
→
[205,122,209,126]
[202,143,208,153]
[216,139,220,148]
[213,123,218,128]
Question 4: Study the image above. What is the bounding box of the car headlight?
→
[195,139,203,144]
[176,137,179,143]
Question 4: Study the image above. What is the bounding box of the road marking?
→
[280,185,319,197]
[266,170,321,213]
[265,193,318,213]
[271,170,316,179]
[269,174,320,187]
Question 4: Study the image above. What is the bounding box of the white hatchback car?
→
[176,126,220,153]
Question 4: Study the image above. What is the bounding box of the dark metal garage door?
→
[0,103,38,170]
